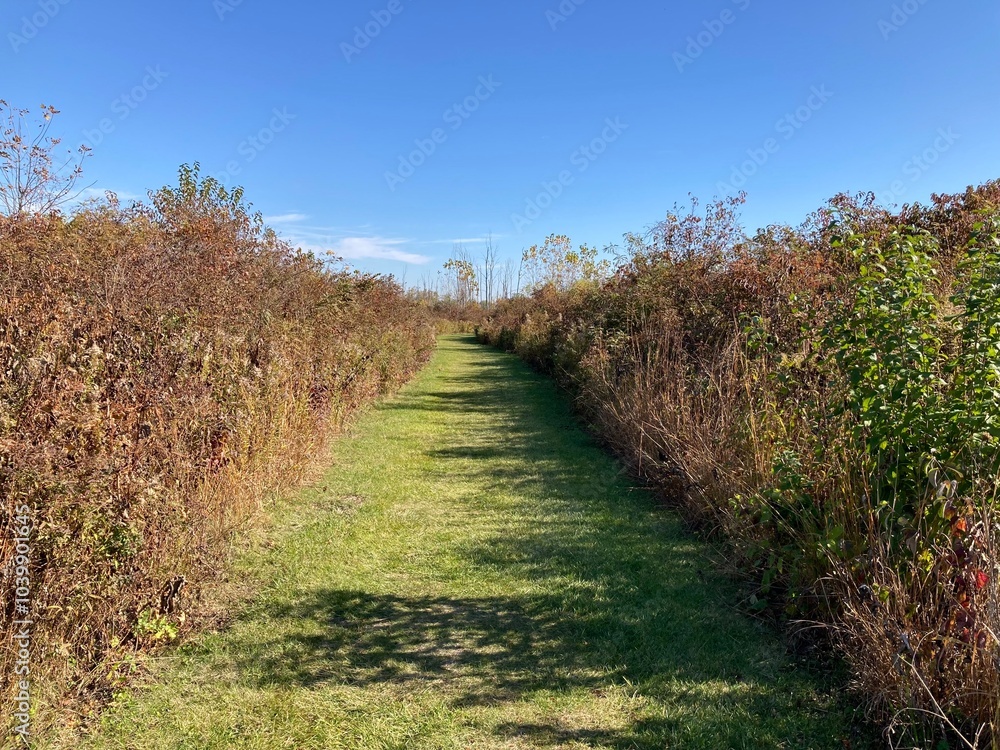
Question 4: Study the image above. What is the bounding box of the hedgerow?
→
[0,165,434,736]
[478,184,1000,747]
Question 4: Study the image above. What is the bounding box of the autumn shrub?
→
[419,298,486,334]
[0,166,434,736]
[478,184,1000,747]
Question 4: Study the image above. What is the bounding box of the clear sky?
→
[4,1,999,279]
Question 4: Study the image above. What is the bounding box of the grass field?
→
[68,335,869,750]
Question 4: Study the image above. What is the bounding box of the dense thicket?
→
[479,183,1000,747]
[0,167,434,732]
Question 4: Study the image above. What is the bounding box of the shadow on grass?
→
[225,336,868,748]
[226,584,855,748]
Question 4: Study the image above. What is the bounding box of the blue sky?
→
[4,0,999,279]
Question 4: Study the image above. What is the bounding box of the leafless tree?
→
[480,233,499,309]
[499,258,517,301]
[419,270,439,297]
[517,249,529,294]
[0,101,91,216]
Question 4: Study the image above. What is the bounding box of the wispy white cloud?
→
[280,224,373,237]
[288,236,430,265]
[268,220,432,265]
[263,212,308,224]
[422,236,502,245]
[331,237,430,264]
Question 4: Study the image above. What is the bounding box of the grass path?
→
[74,335,866,749]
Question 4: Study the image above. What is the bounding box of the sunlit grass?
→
[69,335,870,749]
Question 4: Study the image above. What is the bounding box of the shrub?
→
[0,165,434,735]
[478,185,1000,746]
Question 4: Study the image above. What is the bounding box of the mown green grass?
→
[69,335,870,749]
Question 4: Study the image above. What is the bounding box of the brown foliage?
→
[0,167,433,732]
